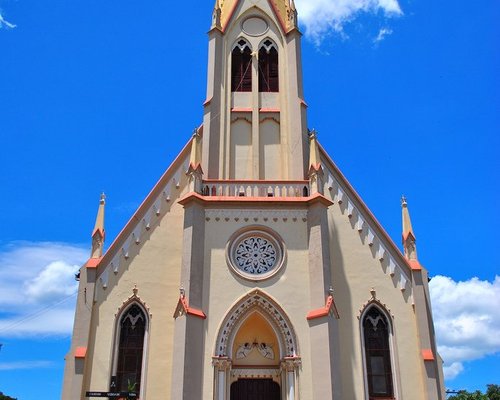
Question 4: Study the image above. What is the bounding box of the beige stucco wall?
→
[83,182,187,398]
[324,184,427,399]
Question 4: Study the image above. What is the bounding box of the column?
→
[281,357,301,400]
[212,357,231,400]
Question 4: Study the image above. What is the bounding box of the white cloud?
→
[429,275,500,380]
[295,0,402,44]
[374,27,393,43]
[0,242,87,338]
[0,360,54,371]
[0,11,16,29]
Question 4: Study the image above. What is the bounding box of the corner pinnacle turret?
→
[401,196,422,270]
[90,193,106,259]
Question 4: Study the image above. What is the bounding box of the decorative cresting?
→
[227,227,285,280]
[215,290,299,359]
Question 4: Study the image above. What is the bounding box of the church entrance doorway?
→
[230,379,281,400]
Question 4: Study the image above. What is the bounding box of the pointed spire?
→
[187,128,203,193]
[308,129,321,171]
[189,128,202,169]
[91,193,106,259]
[308,130,324,194]
[289,0,298,28]
[401,196,419,265]
[211,0,222,31]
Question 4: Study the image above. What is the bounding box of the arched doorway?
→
[231,379,280,400]
[213,290,300,400]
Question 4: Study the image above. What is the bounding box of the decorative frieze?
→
[206,209,307,222]
[231,368,281,379]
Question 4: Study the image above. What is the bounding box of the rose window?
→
[227,228,285,281]
[235,236,277,274]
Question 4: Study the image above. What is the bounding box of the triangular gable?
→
[319,142,416,293]
[93,130,198,279]
[220,0,292,34]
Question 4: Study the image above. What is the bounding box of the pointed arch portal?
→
[213,291,300,400]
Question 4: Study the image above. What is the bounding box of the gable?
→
[218,0,293,33]
[319,143,414,301]
[94,134,195,286]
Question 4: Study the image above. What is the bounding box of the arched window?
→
[115,304,146,393]
[232,39,253,92]
[258,40,279,92]
[363,306,394,399]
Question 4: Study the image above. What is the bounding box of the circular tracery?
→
[227,228,285,281]
[235,236,277,274]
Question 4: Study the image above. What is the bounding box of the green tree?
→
[448,390,488,400]
[0,392,17,400]
[487,384,500,400]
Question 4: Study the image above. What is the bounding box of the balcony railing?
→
[201,180,310,198]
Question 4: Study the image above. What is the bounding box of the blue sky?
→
[0,0,498,398]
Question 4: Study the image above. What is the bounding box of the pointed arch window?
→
[363,306,394,399]
[115,304,146,393]
[259,40,279,92]
[232,39,253,92]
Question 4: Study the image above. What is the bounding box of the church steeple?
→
[90,193,106,259]
[202,0,308,181]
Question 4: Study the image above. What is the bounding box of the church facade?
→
[62,1,445,399]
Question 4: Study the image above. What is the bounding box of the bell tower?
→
[202,0,308,180]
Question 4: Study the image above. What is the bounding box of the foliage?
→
[487,384,500,400]
[0,392,17,400]
[448,391,488,400]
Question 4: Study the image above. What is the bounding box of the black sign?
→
[86,392,137,398]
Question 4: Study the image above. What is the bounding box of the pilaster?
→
[307,200,341,398]
[203,28,224,178]
[171,198,207,399]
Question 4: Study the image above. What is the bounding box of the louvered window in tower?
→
[116,304,146,393]
[259,40,279,92]
[232,40,253,92]
[363,307,394,399]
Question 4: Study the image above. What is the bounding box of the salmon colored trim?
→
[306,295,340,320]
[300,99,308,108]
[188,162,203,174]
[203,97,212,106]
[422,349,435,361]
[91,228,105,238]
[403,231,416,242]
[309,163,322,173]
[266,0,288,33]
[75,347,87,359]
[174,295,207,320]
[408,259,423,271]
[222,0,288,34]
[96,130,200,275]
[260,107,280,113]
[86,257,103,269]
[318,143,414,277]
[231,107,252,112]
[222,0,241,33]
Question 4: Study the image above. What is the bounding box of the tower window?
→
[259,40,279,92]
[116,304,146,393]
[363,307,394,399]
[232,39,253,92]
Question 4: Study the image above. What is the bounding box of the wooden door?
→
[230,379,281,400]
